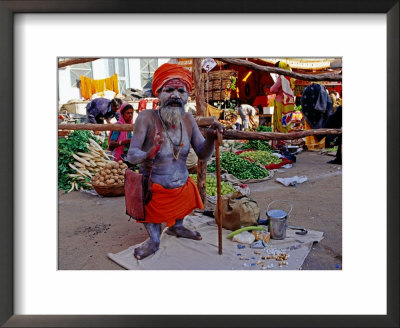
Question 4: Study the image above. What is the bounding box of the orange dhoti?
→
[138,177,204,227]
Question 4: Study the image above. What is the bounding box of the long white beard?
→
[160,106,184,126]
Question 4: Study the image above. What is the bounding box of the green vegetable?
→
[239,150,281,166]
[226,226,266,239]
[207,152,269,180]
[58,131,101,192]
[101,138,108,150]
[325,146,338,152]
[256,125,272,132]
[238,139,272,152]
[189,174,236,196]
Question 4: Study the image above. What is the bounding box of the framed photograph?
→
[1,1,398,327]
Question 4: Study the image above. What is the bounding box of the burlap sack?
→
[214,191,260,231]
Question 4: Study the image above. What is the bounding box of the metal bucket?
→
[266,200,293,240]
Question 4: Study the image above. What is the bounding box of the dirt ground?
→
[58,150,342,270]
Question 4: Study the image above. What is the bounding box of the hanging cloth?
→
[80,74,119,99]
[206,103,224,118]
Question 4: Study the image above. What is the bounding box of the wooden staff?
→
[215,130,223,255]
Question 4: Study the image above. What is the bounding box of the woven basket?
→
[202,70,237,81]
[93,183,125,197]
[205,90,224,101]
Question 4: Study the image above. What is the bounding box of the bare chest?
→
[158,123,191,160]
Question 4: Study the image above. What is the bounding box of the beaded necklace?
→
[158,110,184,161]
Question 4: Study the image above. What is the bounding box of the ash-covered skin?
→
[126,79,224,260]
[127,80,223,189]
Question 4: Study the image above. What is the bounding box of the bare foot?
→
[134,239,159,260]
[166,226,202,240]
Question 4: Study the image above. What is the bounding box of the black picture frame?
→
[1,1,398,327]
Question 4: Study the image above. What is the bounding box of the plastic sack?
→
[276,175,308,187]
[232,231,255,244]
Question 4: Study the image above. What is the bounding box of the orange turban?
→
[152,63,193,96]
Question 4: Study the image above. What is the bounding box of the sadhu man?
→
[127,63,225,260]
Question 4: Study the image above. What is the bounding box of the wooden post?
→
[215,58,342,82]
[58,123,341,140]
[215,131,223,254]
[193,58,208,205]
[195,116,217,127]
[210,128,342,140]
[58,123,134,131]
[58,58,99,68]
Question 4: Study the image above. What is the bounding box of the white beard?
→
[160,106,184,126]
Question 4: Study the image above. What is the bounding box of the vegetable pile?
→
[238,150,282,166]
[207,152,269,180]
[237,139,272,152]
[325,146,338,153]
[256,125,273,132]
[58,131,115,192]
[92,160,128,187]
[189,174,236,196]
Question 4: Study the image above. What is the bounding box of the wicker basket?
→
[93,183,125,197]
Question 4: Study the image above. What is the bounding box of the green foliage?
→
[239,139,272,152]
[102,138,108,150]
[325,146,338,153]
[238,150,282,166]
[190,174,236,196]
[58,130,98,191]
[207,152,269,180]
[256,125,272,132]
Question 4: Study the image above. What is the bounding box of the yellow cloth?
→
[206,103,223,118]
[272,100,295,133]
[80,74,119,99]
[304,120,325,149]
[271,61,296,149]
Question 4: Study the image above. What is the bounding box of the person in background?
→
[108,103,134,162]
[184,96,197,115]
[325,92,342,164]
[270,61,296,148]
[228,113,241,130]
[85,97,122,124]
[325,103,342,165]
[301,83,334,152]
[329,92,341,114]
[237,102,258,130]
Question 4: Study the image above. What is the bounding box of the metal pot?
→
[266,200,293,240]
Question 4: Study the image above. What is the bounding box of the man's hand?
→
[146,133,164,159]
[206,121,225,139]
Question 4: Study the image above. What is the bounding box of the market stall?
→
[56,57,343,272]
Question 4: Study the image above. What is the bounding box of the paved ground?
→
[58,150,342,270]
